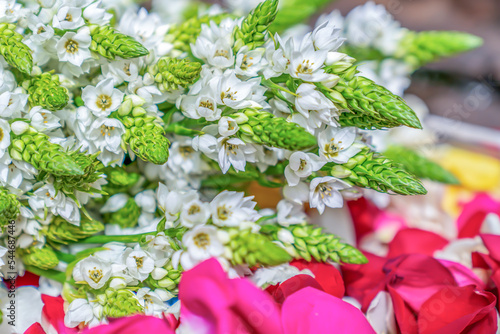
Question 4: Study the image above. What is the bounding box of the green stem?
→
[77,233,156,244]
[24,265,67,284]
[54,250,76,263]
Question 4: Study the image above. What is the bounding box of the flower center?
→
[217,205,230,220]
[65,39,79,54]
[100,124,115,137]
[298,159,307,171]
[214,49,230,59]
[318,184,333,199]
[123,63,131,76]
[188,204,200,215]
[88,267,103,283]
[225,143,239,155]
[240,55,254,70]
[65,13,73,22]
[179,146,194,157]
[133,256,144,268]
[323,139,343,158]
[37,26,45,34]
[96,94,112,111]
[199,99,214,110]
[193,232,210,249]
[221,88,237,101]
[0,127,3,142]
[296,59,314,75]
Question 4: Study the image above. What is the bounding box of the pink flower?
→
[281,287,375,334]
[457,193,500,238]
[83,315,175,334]
[178,258,283,333]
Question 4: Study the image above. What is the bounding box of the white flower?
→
[0,67,15,94]
[0,119,10,157]
[277,199,307,226]
[64,299,100,328]
[288,41,332,82]
[56,27,92,66]
[295,83,336,119]
[210,190,258,227]
[28,107,61,132]
[100,193,129,213]
[179,93,222,121]
[72,255,112,289]
[52,6,85,30]
[218,137,256,173]
[179,199,210,228]
[136,288,169,316]
[124,245,155,281]
[82,78,125,117]
[309,176,351,214]
[83,1,112,25]
[308,19,345,52]
[0,0,21,24]
[263,41,289,79]
[88,117,125,164]
[156,183,197,222]
[167,137,205,174]
[218,116,239,137]
[0,90,28,119]
[135,190,157,214]
[235,47,265,77]
[318,126,361,163]
[193,36,235,69]
[102,58,141,85]
[343,1,404,55]
[251,263,314,287]
[181,225,225,269]
[28,184,81,225]
[0,153,36,188]
[284,152,325,186]
[216,71,261,109]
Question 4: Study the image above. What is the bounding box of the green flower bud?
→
[145,262,182,293]
[24,72,69,111]
[165,13,232,53]
[51,151,105,196]
[147,57,202,92]
[225,228,292,267]
[113,105,170,165]
[0,187,20,230]
[236,108,317,151]
[397,30,483,69]
[21,247,59,270]
[9,128,84,177]
[327,76,422,129]
[101,166,140,196]
[325,148,427,195]
[0,23,32,74]
[233,0,279,52]
[102,288,144,318]
[264,224,367,264]
[89,25,148,60]
[103,197,140,228]
[384,146,459,185]
[46,216,104,246]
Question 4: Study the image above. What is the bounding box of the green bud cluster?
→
[0,187,20,229]
[0,23,32,74]
[265,224,367,264]
[145,262,181,292]
[23,72,69,111]
[97,288,144,318]
[20,247,59,270]
[234,109,317,151]
[164,13,231,53]
[226,228,292,267]
[330,76,422,129]
[89,25,149,60]
[103,197,140,228]
[114,98,170,165]
[50,152,105,195]
[101,166,140,197]
[10,127,85,177]
[326,148,427,195]
[233,0,279,52]
[397,30,483,69]
[147,57,202,92]
[46,216,104,247]
[384,146,459,185]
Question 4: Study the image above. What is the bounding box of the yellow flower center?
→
[296,59,314,75]
[214,49,230,59]
[188,204,200,215]
[0,127,3,142]
[199,99,214,110]
[323,139,343,159]
[65,13,73,22]
[179,146,194,157]
[96,94,112,111]
[65,39,79,54]
[240,55,254,70]
[88,267,103,284]
[217,205,230,220]
[100,124,115,137]
[123,63,131,76]
[318,184,333,199]
[193,232,210,249]
[133,256,144,268]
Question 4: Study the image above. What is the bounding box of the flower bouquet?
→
[0,0,486,333]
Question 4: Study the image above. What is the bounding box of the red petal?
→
[388,229,449,258]
[290,259,345,298]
